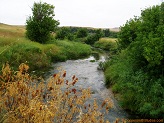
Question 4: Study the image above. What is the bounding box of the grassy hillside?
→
[0,23,25,37]
[0,24,91,73]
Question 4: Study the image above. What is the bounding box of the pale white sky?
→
[0,0,161,28]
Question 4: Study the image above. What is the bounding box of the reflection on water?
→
[46,52,129,122]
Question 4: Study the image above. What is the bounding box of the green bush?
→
[85,34,99,45]
[105,50,164,118]
[55,27,70,40]
[104,3,164,118]
[94,38,118,54]
[76,28,88,38]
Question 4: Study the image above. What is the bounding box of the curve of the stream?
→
[47,53,129,122]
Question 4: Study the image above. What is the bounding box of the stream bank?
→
[46,51,129,122]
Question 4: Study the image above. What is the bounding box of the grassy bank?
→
[94,38,118,55]
[48,40,91,60]
[0,24,91,73]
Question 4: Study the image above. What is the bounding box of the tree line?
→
[25,1,118,45]
[55,26,118,42]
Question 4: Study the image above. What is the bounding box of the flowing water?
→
[46,51,129,122]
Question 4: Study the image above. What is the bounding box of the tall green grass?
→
[0,38,52,71]
[0,38,91,72]
[50,40,92,60]
[94,38,118,55]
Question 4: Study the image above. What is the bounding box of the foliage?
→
[26,2,59,43]
[102,29,118,38]
[76,28,88,38]
[105,3,164,118]
[95,29,104,40]
[0,24,92,75]
[55,27,71,41]
[118,17,140,50]
[109,31,118,38]
[0,63,113,123]
[55,27,71,40]
[94,38,118,54]
[0,39,91,73]
[103,29,111,37]
[50,40,92,60]
[85,29,104,45]
[85,34,99,45]
[55,27,118,43]
[0,39,60,72]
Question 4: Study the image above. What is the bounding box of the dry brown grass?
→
[0,63,113,123]
[0,23,25,38]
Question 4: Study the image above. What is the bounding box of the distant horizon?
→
[0,22,120,30]
[0,0,161,28]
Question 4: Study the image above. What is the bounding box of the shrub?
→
[104,3,164,118]
[55,27,70,40]
[76,28,88,38]
[105,50,164,118]
[85,34,99,45]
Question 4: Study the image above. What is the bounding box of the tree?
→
[76,28,88,38]
[85,34,98,45]
[118,17,140,50]
[55,27,70,40]
[103,29,111,37]
[26,2,59,43]
[106,3,164,118]
[95,29,103,39]
[85,29,103,45]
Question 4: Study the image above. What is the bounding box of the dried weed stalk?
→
[0,63,113,123]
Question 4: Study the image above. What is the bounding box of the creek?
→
[46,50,129,122]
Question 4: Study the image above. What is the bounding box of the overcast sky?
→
[0,0,161,28]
